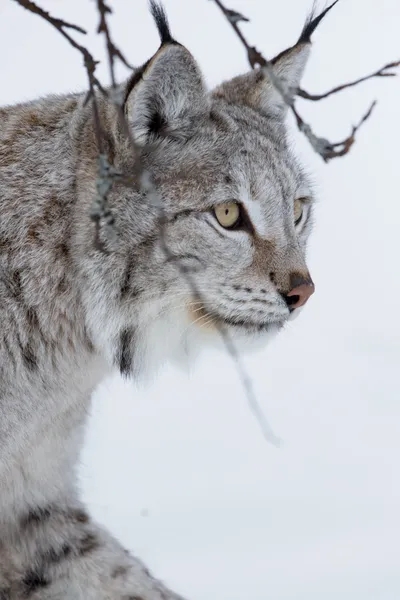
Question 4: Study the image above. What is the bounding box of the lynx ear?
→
[213,2,338,118]
[125,45,208,144]
[125,3,208,144]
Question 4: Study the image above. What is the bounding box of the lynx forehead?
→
[0,2,331,598]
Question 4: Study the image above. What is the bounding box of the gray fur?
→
[0,4,322,598]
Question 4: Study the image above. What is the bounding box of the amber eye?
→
[214,202,241,229]
[294,199,304,226]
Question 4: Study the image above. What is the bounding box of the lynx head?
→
[79,2,336,377]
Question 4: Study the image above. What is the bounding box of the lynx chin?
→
[0,1,328,598]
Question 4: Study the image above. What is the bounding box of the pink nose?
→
[285,274,315,309]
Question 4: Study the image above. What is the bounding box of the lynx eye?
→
[294,199,304,226]
[214,202,241,229]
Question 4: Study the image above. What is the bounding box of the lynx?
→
[0,2,327,598]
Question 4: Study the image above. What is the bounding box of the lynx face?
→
[139,102,314,337]
[78,5,324,375]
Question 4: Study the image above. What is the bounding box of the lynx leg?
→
[1,504,185,600]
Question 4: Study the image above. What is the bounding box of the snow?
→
[1,0,400,598]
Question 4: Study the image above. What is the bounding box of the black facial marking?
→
[21,506,52,529]
[222,293,270,307]
[120,253,135,301]
[21,343,38,372]
[22,569,50,595]
[116,328,135,378]
[224,203,255,235]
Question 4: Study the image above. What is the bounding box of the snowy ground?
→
[2,0,400,598]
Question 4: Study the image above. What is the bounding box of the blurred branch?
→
[12,0,281,446]
[298,61,400,101]
[291,100,377,161]
[211,0,399,162]
[96,0,134,90]
[12,0,122,250]
[94,1,280,446]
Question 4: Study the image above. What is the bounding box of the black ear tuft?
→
[149,1,174,45]
[298,0,339,44]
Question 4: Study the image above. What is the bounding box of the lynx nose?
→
[283,273,315,310]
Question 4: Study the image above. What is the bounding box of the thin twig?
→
[12,0,103,112]
[95,0,134,89]
[12,0,283,446]
[298,61,400,101]
[12,0,121,250]
[94,1,280,445]
[210,0,399,162]
[291,100,377,162]
[212,0,266,69]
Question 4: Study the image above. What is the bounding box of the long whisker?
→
[197,315,216,330]
[131,287,219,305]
[155,301,205,316]
[181,310,212,338]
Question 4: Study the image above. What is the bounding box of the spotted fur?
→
[0,2,332,598]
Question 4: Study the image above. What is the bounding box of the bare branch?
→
[292,101,377,163]
[299,61,400,101]
[210,0,399,161]
[93,2,280,445]
[13,0,101,100]
[12,0,87,34]
[224,8,250,25]
[95,0,134,90]
[12,0,282,446]
[212,0,265,69]
[12,0,119,250]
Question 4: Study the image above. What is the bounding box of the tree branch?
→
[95,0,134,90]
[298,61,400,101]
[92,1,280,446]
[11,0,282,446]
[210,0,399,162]
[11,0,122,250]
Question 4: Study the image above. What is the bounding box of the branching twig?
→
[11,0,122,250]
[11,0,281,445]
[291,100,377,161]
[298,61,400,101]
[13,0,395,445]
[211,0,399,162]
[95,0,134,90]
[93,1,280,446]
[12,0,103,116]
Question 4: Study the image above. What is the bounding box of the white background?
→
[1,1,400,598]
